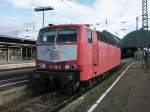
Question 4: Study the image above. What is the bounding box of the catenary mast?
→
[142,0,149,30]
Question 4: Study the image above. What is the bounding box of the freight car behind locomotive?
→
[35,24,121,92]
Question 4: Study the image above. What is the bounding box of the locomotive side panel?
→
[95,41,110,75]
[94,32,121,78]
[78,27,94,81]
[79,30,121,81]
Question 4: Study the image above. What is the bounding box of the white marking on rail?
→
[0,80,29,88]
[0,76,29,83]
[87,63,133,112]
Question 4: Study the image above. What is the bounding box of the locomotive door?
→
[88,30,98,75]
[92,31,98,69]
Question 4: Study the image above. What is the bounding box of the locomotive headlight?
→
[65,64,77,70]
[37,64,46,69]
[70,64,77,70]
[41,64,46,69]
[65,65,70,70]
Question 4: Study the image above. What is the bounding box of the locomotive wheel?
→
[84,80,93,88]
[63,85,72,95]
[63,81,80,95]
[69,86,73,95]
[72,81,80,93]
[89,80,93,87]
[34,79,47,92]
[68,81,74,95]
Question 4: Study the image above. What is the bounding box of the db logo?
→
[51,51,60,60]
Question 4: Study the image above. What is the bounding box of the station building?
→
[120,29,150,58]
[0,35,36,62]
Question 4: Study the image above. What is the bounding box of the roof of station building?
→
[120,29,150,48]
[0,35,36,47]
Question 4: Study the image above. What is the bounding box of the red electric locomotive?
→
[36,24,121,92]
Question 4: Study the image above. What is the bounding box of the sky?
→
[0,0,150,39]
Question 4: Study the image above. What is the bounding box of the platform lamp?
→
[121,28,127,31]
[34,6,54,27]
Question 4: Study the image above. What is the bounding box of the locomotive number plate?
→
[50,51,60,60]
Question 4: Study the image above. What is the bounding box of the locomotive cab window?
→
[39,29,77,43]
[40,30,56,43]
[88,31,92,43]
[57,29,77,43]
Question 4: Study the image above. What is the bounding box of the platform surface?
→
[0,61,35,70]
[93,62,150,112]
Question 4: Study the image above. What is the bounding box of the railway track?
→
[2,91,70,112]
[0,68,35,92]
[1,87,87,112]
[1,68,119,112]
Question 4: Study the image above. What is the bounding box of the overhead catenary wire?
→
[64,0,93,22]
[0,1,73,26]
[0,0,97,37]
[0,1,35,14]
[0,2,37,34]
[0,0,90,25]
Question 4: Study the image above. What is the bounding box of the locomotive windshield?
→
[39,29,77,43]
[40,30,56,43]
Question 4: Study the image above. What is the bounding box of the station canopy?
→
[120,29,150,48]
[0,35,36,47]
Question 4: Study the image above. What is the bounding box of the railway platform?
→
[0,61,35,71]
[89,62,150,112]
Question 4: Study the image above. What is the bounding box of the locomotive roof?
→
[97,30,120,47]
[100,30,120,41]
[42,24,87,29]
